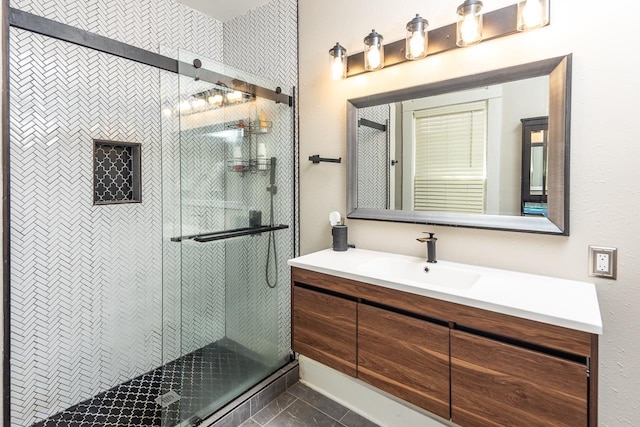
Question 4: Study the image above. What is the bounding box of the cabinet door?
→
[451,329,587,427]
[292,286,357,376]
[358,304,450,419]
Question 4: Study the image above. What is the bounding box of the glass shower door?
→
[160,51,292,426]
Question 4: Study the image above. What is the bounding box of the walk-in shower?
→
[5,6,296,427]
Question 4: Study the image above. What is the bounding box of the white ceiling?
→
[176,0,273,22]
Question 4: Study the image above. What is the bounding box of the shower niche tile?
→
[93,139,141,204]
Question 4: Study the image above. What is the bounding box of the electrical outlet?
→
[596,253,610,273]
[589,246,617,279]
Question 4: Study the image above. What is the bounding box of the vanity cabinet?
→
[451,330,587,427]
[290,266,598,426]
[292,285,357,376]
[358,304,450,419]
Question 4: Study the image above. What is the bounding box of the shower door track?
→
[7,7,294,106]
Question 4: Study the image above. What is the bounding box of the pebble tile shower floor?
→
[31,340,269,427]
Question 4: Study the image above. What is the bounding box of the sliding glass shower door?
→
[160,51,293,426]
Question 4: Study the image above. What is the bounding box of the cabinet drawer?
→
[292,286,357,376]
[451,329,587,427]
[358,304,450,419]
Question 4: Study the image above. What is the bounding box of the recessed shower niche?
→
[93,139,142,204]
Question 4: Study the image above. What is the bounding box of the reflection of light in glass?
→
[208,93,223,106]
[409,32,426,58]
[191,98,206,109]
[522,0,543,27]
[178,100,192,112]
[460,14,480,45]
[456,1,483,47]
[331,56,345,80]
[226,90,243,103]
[364,30,384,71]
[205,128,244,141]
[406,14,428,60]
[329,42,347,80]
[517,0,549,31]
[162,107,172,118]
[367,47,381,70]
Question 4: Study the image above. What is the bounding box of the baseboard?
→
[298,355,451,427]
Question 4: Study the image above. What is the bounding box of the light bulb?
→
[363,30,384,71]
[331,56,345,80]
[456,0,483,47]
[409,32,426,58]
[329,42,347,80]
[191,98,206,109]
[226,90,242,103]
[208,94,223,106]
[522,0,543,28]
[460,14,480,45]
[367,47,381,70]
[405,14,428,60]
[178,100,192,112]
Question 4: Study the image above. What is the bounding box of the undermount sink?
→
[357,257,480,290]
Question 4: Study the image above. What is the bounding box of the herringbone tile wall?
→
[11,0,224,62]
[357,105,390,209]
[223,0,298,365]
[9,27,168,426]
[9,0,298,425]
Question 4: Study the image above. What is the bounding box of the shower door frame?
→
[0,6,294,426]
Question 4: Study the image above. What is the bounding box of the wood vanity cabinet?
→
[358,304,450,419]
[450,330,587,427]
[290,267,598,427]
[292,285,357,376]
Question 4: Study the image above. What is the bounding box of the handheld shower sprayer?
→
[266,157,278,288]
[269,157,276,187]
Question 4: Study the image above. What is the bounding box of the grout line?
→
[294,396,348,424]
[260,396,299,427]
[338,409,350,422]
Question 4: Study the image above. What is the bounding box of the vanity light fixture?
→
[517,0,549,31]
[456,0,484,47]
[330,1,551,78]
[226,90,244,103]
[364,29,384,71]
[329,42,348,80]
[406,14,429,60]
[174,87,252,116]
[207,92,224,106]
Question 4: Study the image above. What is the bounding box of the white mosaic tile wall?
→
[8,0,298,425]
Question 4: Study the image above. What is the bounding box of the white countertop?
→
[288,248,602,335]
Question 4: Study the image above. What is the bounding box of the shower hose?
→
[266,182,278,289]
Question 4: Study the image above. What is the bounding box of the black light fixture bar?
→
[346,4,518,77]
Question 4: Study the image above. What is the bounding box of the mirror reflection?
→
[347,55,571,234]
[356,76,548,216]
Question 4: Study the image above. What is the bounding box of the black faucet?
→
[416,232,437,263]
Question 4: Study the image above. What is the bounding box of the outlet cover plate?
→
[589,246,617,279]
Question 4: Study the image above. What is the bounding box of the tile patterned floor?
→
[240,382,380,427]
[31,340,271,427]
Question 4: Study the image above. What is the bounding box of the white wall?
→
[299,0,640,424]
